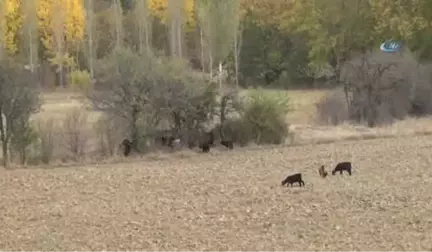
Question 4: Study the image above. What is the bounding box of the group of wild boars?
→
[281,162,353,188]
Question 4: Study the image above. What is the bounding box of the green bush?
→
[221,118,253,146]
[69,70,92,91]
[242,88,290,144]
[221,88,290,145]
[10,120,39,165]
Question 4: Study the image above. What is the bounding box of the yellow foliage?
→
[1,0,22,55]
[37,0,85,57]
[148,0,195,27]
[65,0,85,44]
[239,0,292,27]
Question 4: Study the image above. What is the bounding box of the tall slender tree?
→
[21,0,39,73]
[134,0,152,53]
[196,0,240,89]
[167,0,183,57]
[112,0,123,48]
[52,1,66,86]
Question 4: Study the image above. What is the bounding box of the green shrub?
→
[220,118,252,146]
[242,88,290,144]
[222,88,290,145]
[69,70,92,91]
[10,120,39,165]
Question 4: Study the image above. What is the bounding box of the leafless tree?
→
[21,0,39,75]
[134,0,152,53]
[195,0,240,90]
[62,108,89,160]
[84,0,96,80]
[341,52,415,127]
[233,23,242,88]
[112,0,124,48]
[52,1,66,86]
[89,47,160,150]
[168,0,184,58]
[37,118,56,164]
[0,0,4,60]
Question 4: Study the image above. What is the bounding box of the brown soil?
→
[1,135,432,250]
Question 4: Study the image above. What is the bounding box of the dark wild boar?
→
[121,139,132,157]
[281,173,305,187]
[332,162,352,176]
[220,140,234,149]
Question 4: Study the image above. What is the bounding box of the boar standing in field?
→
[318,165,328,178]
[198,131,214,153]
[220,140,234,150]
[281,173,305,187]
[121,139,132,157]
[168,137,181,149]
[332,162,352,175]
[199,142,210,153]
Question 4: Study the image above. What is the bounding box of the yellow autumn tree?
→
[65,0,85,48]
[148,0,195,27]
[1,0,22,55]
[239,0,292,27]
[37,0,85,58]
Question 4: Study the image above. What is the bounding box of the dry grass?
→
[2,135,432,250]
[291,116,432,144]
[35,91,101,124]
[283,89,329,124]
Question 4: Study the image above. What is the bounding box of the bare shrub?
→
[340,51,417,127]
[315,90,348,125]
[221,118,253,146]
[409,63,432,116]
[94,114,125,157]
[62,108,89,160]
[37,118,57,164]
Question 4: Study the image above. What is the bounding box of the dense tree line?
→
[0,0,431,88]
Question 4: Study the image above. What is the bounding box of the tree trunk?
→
[233,30,239,88]
[366,85,375,127]
[28,27,35,73]
[114,0,123,48]
[170,18,176,57]
[59,63,64,87]
[130,105,140,151]
[209,49,213,78]
[177,17,182,58]
[0,111,8,167]
[200,27,205,72]
[219,95,228,140]
[218,62,223,92]
[87,0,94,79]
[144,14,150,52]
